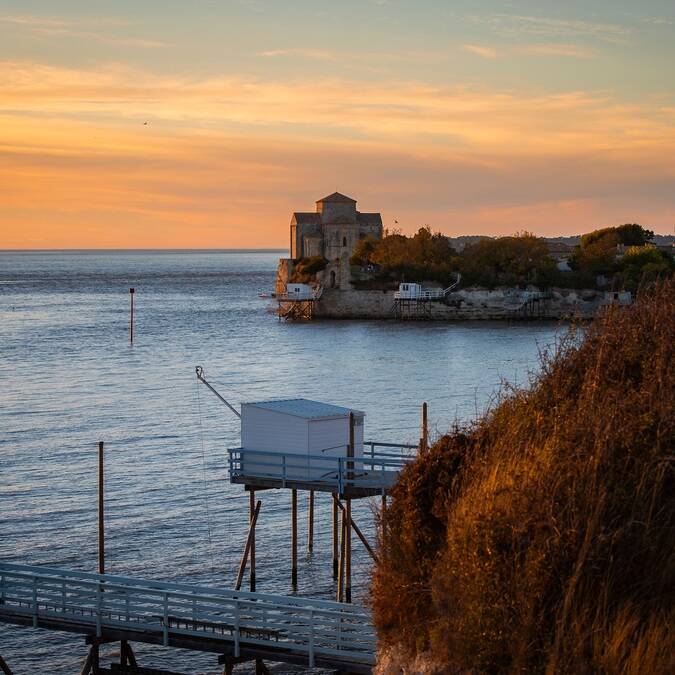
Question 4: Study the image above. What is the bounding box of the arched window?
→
[330,270,336,288]
[342,236,347,247]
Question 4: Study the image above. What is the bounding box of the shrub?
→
[372,279,675,674]
[289,255,327,282]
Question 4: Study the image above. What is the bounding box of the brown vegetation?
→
[372,280,675,674]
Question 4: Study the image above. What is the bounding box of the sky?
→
[1,1,674,248]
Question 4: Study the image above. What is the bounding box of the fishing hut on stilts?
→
[195,367,420,605]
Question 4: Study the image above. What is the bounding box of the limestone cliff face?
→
[312,287,609,320]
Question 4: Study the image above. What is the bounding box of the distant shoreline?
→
[0,248,287,254]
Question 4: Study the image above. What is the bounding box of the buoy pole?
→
[129,287,135,343]
[98,441,105,575]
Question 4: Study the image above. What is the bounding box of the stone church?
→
[287,192,383,289]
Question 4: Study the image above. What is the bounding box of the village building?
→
[278,192,383,291]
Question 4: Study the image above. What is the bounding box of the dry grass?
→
[372,280,675,674]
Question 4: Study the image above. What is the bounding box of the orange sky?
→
[1,5,674,248]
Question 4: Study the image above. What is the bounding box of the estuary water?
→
[0,250,560,673]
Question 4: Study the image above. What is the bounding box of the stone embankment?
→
[311,287,613,320]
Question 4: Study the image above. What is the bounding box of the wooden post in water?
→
[307,490,314,553]
[332,494,339,578]
[291,489,298,588]
[98,441,104,575]
[129,288,135,343]
[420,401,428,454]
[249,490,256,591]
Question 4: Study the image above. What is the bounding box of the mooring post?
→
[332,493,339,578]
[291,488,298,588]
[129,288,135,343]
[420,401,428,454]
[307,490,314,553]
[98,441,104,575]
[249,490,256,591]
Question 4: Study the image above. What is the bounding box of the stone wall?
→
[312,287,611,320]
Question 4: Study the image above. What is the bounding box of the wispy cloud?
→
[461,44,498,59]
[1,61,674,246]
[470,14,630,44]
[0,13,164,48]
[514,43,597,58]
[258,48,337,61]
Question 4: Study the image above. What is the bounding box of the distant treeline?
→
[349,224,673,291]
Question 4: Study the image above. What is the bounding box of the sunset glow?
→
[1,2,674,248]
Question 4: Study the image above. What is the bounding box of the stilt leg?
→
[332,493,339,579]
[307,490,314,553]
[0,654,14,675]
[345,499,352,603]
[120,640,137,668]
[291,488,298,588]
[249,490,256,592]
[337,508,347,602]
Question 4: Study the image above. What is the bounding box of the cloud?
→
[470,13,630,44]
[461,44,498,59]
[258,48,337,61]
[0,13,164,48]
[1,61,674,246]
[514,43,597,58]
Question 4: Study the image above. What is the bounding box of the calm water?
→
[0,251,560,673]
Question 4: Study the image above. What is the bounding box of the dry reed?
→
[372,279,674,674]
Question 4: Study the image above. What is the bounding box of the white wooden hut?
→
[285,283,312,299]
[240,399,365,480]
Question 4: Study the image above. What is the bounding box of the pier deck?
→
[228,442,417,498]
[0,562,375,674]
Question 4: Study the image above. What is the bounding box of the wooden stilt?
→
[120,640,137,668]
[249,490,256,591]
[80,644,99,675]
[345,498,352,603]
[307,490,314,553]
[79,647,93,675]
[235,500,261,591]
[334,498,378,562]
[291,488,298,588]
[255,658,271,674]
[332,493,339,579]
[0,654,14,675]
[345,413,354,603]
[337,508,347,602]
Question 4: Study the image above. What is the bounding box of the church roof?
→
[357,212,383,225]
[316,192,357,204]
[292,212,321,224]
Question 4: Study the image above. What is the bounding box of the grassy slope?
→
[372,280,674,674]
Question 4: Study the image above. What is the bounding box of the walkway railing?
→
[0,563,375,669]
[228,444,415,494]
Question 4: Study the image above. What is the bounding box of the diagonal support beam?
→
[335,499,379,563]
[235,500,261,591]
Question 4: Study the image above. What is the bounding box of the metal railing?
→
[228,444,415,494]
[0,563,375,669]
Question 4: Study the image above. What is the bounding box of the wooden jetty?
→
[0,562,375,674]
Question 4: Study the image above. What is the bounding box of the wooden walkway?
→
[0,562,376,674]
